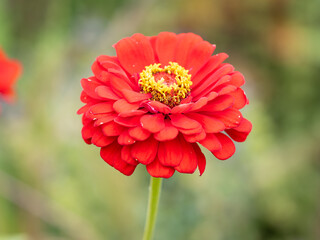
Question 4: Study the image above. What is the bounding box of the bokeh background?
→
[0,0,319,239]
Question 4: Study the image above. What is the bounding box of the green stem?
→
[143,177,163,240]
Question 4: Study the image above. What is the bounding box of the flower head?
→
[0,48,22,104]
[78,32,252,178]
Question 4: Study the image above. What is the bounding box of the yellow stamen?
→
[139,62,192,108]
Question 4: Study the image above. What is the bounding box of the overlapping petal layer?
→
[79,32,251,178]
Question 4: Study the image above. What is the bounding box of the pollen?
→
[139,62,192,108]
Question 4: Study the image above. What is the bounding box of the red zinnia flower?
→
[78,32,252,178]
[0,48,22,105]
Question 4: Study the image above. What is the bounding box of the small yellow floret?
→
[139,62,192,107]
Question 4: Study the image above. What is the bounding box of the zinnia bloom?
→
[78,32,252,178]
[0,48,22,104]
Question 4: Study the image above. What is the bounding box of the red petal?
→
[114,33,155,75]
[0,57,21,99]
[187,41,215,76]
[183,129,206,143]
[192,63,234,98]
[229,72,245,87]
[113,99,139,113]
[121,145,139,166]
[158,137,183,167]
[128,126,151,141]
[171,103,193,114]
[114,115,141,127]
[208,92,219,101]
[170,114,201,130]
[95,86,120,100]
[140,114,165,133]
[80,91,96,104]
[154,120,179,141]
[77,103,93,115]
[188,97,208,112]
[231,117,252,133]
[225,118,252,142]
[209,108,242,128]
[91,130,115,147]
[191,53,229,89]
[186,113,225,133]
[217,85,237,95]
[118,130,136,145]
[87,102,114,115]
[81,122,95,141]
[198,95,234,112]
[80,78,101,99]
[156,32,177,66]
[113,158,137,176]
[110,76,132,96]
[96,55,118,66]
[146,157,175,178]
[175,33,203,67]
[227,88,247,109]
[100,141,122,167]
[175,136,198,174]
[91,61,110,83]
[212,133,235,160]
[178,125,203,135]
[192,143,206,176]
[193,75,231,100]
[93,114,117,127]
[212,75,232,88]
[121,89,151,103]
[101,121,125,136]
[97,56,129,81]
[149,36,159,62]
[82,115,92,125]
[131,137,158,165]
[199,133,222,151]
[119,109,147,118]
[141,101,171,114]
[181,95,193,104]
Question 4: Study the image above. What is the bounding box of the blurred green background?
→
[0,0,319,239]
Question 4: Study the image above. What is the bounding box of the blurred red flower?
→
[78,32,252,178]
[0,48,22,104]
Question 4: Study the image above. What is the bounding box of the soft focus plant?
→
[0,48,22,112]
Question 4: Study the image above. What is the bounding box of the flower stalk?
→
[143,177,163,240]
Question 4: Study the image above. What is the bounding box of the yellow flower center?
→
[139,62,192,108]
